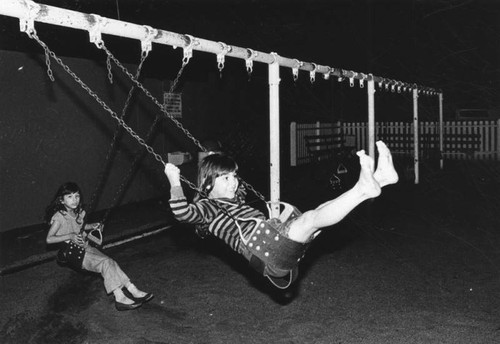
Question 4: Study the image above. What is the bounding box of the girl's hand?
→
[71,233,85,246]
[164,163,181,186]
[91,222,104,232]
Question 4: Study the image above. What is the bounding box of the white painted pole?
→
[413,89,419,184]
[269,60,280,218]
[439,93,444,169]
[367,78,376,158]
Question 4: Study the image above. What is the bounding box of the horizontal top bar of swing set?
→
[2,0,440,95]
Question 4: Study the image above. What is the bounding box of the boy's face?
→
[61,192,80,210]
[209,172,239,199]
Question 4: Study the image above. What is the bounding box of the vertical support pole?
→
[367,78,376,158]
[413,89,419,184]
[269,62,280,218]
[438,93,444,169]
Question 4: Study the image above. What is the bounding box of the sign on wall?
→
[163,92,182,118]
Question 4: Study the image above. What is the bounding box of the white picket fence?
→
[290,120,500,166]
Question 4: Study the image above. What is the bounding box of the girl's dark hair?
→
[44,182,84,224]
[195,153,246,202]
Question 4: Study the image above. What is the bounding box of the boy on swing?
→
[164,141,399,288]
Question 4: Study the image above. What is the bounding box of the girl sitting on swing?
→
[45,182,154,311]
[164,141,399,288]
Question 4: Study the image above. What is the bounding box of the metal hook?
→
[292,59,302,82]
[245,48,258,76]
[310,63,317,84]
[323,67,331,80]
[349,72,356,87]
[359,73,366,88]
[217,42,232,75]
[182,34,198,65]
[88,14,106,48]
[141,25,158,57]
[19,0,40,38]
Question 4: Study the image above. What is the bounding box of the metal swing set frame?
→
[1,0,444,217]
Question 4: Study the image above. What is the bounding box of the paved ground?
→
[1,159,500,343]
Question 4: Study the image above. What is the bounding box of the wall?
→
[0,48,277,232]
[0,49,189,231]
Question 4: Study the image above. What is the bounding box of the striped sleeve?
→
[169,186,217,225]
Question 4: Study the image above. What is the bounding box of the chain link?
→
[39,39,54,81]
[106,54,113,83]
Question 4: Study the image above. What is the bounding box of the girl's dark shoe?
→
[122,287,154,303]
[115,300,142,311]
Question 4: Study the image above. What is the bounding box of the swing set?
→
[1,0,442,273]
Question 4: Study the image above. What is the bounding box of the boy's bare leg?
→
[373,141,399,187]
[287,150,381,243]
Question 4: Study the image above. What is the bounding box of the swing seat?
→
[238,214,308,289]
[239,217,306,284]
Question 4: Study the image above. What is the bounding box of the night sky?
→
[1,0,499,114]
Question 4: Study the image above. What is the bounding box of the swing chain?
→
[20,10,54,82]
[38,39,55,81]
[99,42,269,204]
[31,34,267,212]
[106,55,113,84]
[88,53,149,214]
[97,43,207,152]
[100,42,267,203]
[240,180,266,203]
[30,34,166,166]
[99,57,188,223]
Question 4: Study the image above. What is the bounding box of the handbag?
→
[57,241,85,269]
